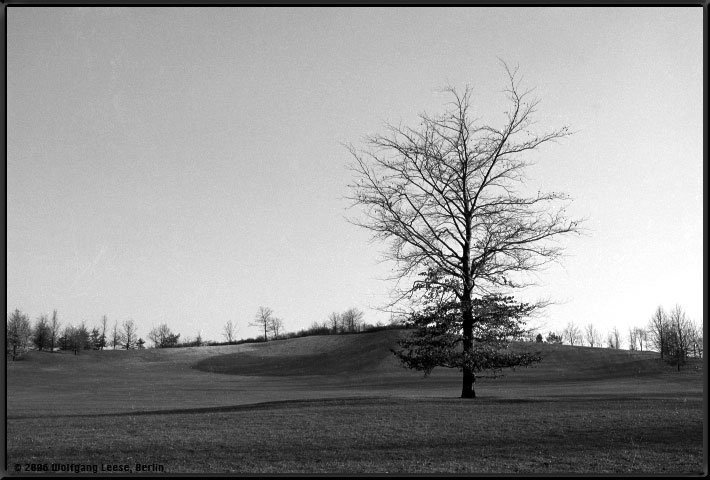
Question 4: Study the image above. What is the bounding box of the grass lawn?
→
[5,331,706,474]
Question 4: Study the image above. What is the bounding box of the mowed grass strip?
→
[7,395,703,474]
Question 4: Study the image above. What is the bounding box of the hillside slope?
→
[11,329,695,382]
[193,329,686,381]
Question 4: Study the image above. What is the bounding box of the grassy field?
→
[5,330,706,474]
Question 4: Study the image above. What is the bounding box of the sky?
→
[6,7,704,346]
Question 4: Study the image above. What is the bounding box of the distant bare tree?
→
[562,322,582,346]
[635,327,647,352]
[606,326,621,349]
[122,320,137,350]
[614,326,622,349]
[341,308,364,333]
[647,306,670,358]
[110,320,122,350]
[98,314,108,350]
[328,312,341,334]
[251,306,274,342]
[269,317,284,340]
[689,323,702,359]
[49,310,61,352]
[628,327,638,351]
[222,319,237,343]
[667,304,695,370]
[584,323,600,348]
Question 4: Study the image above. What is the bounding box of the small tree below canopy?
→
[394,293,541,393]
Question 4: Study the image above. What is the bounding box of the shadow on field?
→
[8,395,554,420]
[194,330,403,376]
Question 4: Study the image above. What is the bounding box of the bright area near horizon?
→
[6,7,704,346]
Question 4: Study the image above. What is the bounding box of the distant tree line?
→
[522,304,701,370]
[6,309,149,359]
[7,305,406,360]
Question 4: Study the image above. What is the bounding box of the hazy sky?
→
[7,7,703,345]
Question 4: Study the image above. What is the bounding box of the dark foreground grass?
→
[7,395,704,474]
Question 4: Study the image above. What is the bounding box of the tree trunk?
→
[461,295,476,398]
[462,368,476,398]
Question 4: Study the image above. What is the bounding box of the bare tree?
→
[614,326,622,349]
[606,326,621,349]
[327,312,341,334]
[49,310,61,352]
[250,307,273,342]
[628,327,638,351]
[121,320,137,350]
[688,323,702,359]
[635,327,647,352]
[341,308,364,333]
[148,323,180,348]
[348,63,582,398]
[584,323,600,348]
[110,320,122,350]
[667,304,695,370]
[99,314,108,350]
[562,322,582,346]
[222,319,237,343]
[269,317,284,340]
[647,306,670,358]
